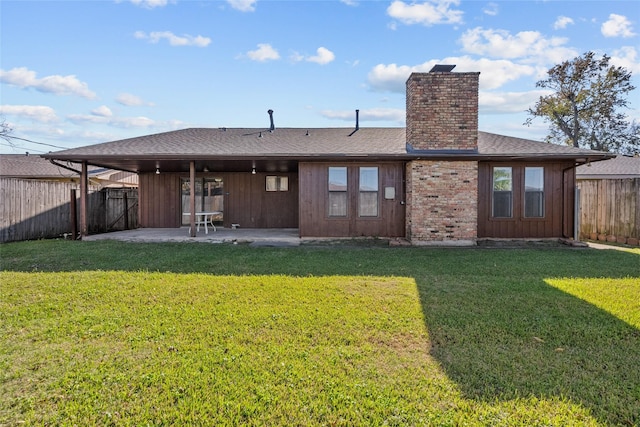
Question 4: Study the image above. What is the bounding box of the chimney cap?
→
[429,64,456,73]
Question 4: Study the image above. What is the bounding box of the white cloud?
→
[304,47,336,65]
[459,27,576,64]
[610,46,640,73]
[554,16,574,30]
[320,108,404,123]
[68,113,156,129]
[134,31,211,47]
[479,89,551,114]
[0,105,58,122]
[367,56,535,92]
[129,0,171,8]
[116,93,154,107]
[227,0,256,12]
[387,0,464,26]
[601,13,636,38]
[91,106,113,117]
[0,67,96,99]
[246,44,280,62]
[340,0,358,6]
[483,2,498,16]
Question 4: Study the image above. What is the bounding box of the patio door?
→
[181,177,224,226]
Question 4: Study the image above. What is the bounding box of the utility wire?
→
[2,135,68,150]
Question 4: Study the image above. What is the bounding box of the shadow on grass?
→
[417,274,640,426]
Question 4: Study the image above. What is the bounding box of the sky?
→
[1,0,639,155]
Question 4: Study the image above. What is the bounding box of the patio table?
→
[183,211,221,234]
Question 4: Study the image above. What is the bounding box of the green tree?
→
[526,51,637,154]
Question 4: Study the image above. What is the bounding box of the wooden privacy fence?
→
[577,178,640,245]
[1,178,138,243]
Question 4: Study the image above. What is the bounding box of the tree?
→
[526,51,637,154]
[0,117,13,144]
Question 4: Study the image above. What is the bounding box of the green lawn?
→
[1,240,639,426]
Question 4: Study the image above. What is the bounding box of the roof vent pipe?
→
[355,109,360,131]
[268,109,275,132]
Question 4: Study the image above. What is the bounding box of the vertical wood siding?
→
[477,162,575,238]
[139,172,298,229]
[299,162,405,237]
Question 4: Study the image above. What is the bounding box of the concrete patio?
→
[82,227,302,247]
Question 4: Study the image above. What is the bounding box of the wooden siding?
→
[225,172,298,228]
[478,162,575,239]
[139,172,298,229]
[578,178,639,240]
[299,162,405,237]
[139,173,181,228]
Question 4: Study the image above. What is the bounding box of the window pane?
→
[329,192,347,217]
[525,167,544,217]
[359,167,378,191]
[266,176,277,191]
[525,192,544,217]
[493,167,512,191]
[492,167,512,218]
[279,177,288,191]
[525,167,544,191]
[329,167,347,191]
[359,192,378,217]
[493,192,512,217]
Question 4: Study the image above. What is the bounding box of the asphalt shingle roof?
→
[576,155,640,178]
[44,128,609,158]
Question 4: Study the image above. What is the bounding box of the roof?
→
[42,127,614,173]
[0,154,90,178]
[576,155,640,179]
[0,154,138,186]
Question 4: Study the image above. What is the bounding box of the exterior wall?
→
[298,162,405,238]
[477,161,575,239]
[225,172,298,228]
[139,172,181,228]
[139,171,298,229]
[406,160,478,245]
[406,72,479,151]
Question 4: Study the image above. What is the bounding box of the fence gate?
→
[103,188,139,232]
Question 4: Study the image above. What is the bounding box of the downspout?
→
[49,159,81,174]
[562,162,581,240]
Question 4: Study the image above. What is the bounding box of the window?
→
[524,167,544,217]
[328,167,347,217]
[492,167,512,218]
[266,176,288,192]
[359,167,378,217]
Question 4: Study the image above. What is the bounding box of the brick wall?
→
[406,160,478,244]
[406,72,479,151]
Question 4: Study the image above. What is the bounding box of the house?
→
[576,155,640,245]
[42,68,614,244]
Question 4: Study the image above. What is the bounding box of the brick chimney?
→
[406,68,479,151]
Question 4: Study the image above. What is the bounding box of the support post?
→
[70,189,78,240]
[123,191,129,230]
[80,161,88,238]
[190,161,196,237]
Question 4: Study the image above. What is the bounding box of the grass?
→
[1,240,639,426]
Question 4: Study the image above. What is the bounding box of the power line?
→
[2,135,69,150]
[0,142,48,154]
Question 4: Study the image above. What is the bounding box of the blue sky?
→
[1,0,638,154]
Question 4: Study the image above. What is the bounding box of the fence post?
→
[70,189,78,240]
[123,191,129,230]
